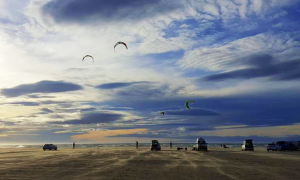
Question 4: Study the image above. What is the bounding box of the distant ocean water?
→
[0,143,269,149]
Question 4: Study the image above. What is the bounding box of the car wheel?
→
[43,149,45,151]
[151,148,153,151]
[55,148,57,150]
[49,148,51,150]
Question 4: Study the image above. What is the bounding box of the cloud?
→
[165,108,221,116]
[203,55,300,81]
[115,84,183,99]
[42,0,180,24]
[3,102,40,106]
[96,81,149,89]
[79,107,97,112]
[40,108,54,114]
[197,124,300,137]
[72,128,148,142]
[1,80,83,97]
[52,112,124,124]
[178,33,300,71]
[27,95,56,99]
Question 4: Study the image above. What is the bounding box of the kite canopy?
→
[114,41,128,51]
[186,100,194,109]
[82,55,94,63]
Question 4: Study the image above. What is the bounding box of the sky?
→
[0,0,300,144]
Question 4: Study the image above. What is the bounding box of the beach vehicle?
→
[192,137,208,151]
[275,141,289,151]
[43,144,57,150]
[242,139,254,151]
[267,143,277,151]
[287,141,299,151]
[297,141,300,150]
[151,140,161,151]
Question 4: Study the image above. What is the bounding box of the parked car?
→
[275,141,289,151]
[192,137,207,151]
[297,141,300,150]
[267,143,277,151]
[242,139,254,151]
[151,140,161,151]
[43,144,57,150]
[287,141,299,151]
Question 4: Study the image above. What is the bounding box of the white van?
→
[192,137,208,151]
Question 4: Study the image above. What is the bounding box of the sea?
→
[0,143,269,149]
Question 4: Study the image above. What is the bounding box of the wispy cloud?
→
[203,55,300,81]
[96,81,150,89]
[52,112,124,125]
[178,33,300,71]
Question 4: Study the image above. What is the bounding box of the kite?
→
[114,41,128,51]
[186,100,194,109]
[160,112,165,115]
[82,55,94,63]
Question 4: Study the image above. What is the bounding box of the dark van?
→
[242,139,254,151]
[151,140,161,151]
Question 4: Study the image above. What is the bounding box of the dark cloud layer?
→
[42,0,180,24]
[3,102,40,106]
[101,87,300,129]
[1,81,83,97]
[166,108,221,116]
[52,112,123,124]
[203,55,300,81]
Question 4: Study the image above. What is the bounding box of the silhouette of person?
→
[73,142,75,149]
[170,142,172,149]
[136,141,138,149]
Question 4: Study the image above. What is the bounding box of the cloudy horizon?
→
[0,0,300,144]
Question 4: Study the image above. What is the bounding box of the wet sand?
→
[0,147,300,180]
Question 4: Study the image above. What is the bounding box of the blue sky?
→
[0,0,300,144]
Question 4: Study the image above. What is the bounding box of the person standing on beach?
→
[73,142,75,149]
[136,141,138,149]
[170,141,172,149]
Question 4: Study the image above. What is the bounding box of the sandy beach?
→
[0,147,299,180]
